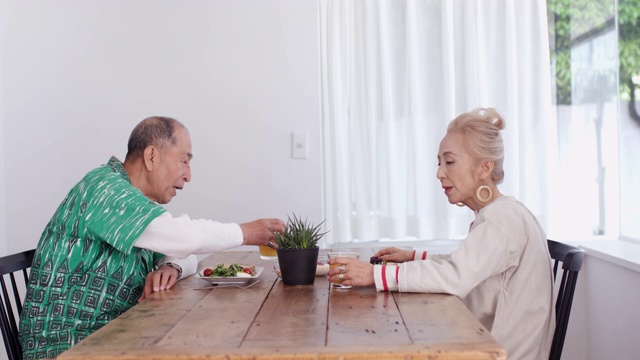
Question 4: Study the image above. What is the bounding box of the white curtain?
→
[320,0,555,244]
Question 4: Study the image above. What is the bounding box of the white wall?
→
[560,244,640,360]
[581,256,640,358]
[0,0,323,257]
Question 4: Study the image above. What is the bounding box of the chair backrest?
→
[0,249,35,360]
[547,240,585,360]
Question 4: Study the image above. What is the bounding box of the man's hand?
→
[239,218,285,246]
[138,265,179,302]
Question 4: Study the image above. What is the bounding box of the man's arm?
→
[134,213,284,257]
[134,213,283,301]
[134,213,243,257]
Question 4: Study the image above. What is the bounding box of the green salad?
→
[202,263,245,277]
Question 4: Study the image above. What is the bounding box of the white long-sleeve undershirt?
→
[134,212,244,278]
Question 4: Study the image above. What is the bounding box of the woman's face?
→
[436,132,481,206]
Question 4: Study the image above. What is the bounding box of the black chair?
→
[0,249,35,360]
[547,240,585,360]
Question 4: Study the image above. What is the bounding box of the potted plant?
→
[273,214,327,285]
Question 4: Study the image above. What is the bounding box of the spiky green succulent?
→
[273,214,327,249]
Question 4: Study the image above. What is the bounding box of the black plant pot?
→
[276,247,319,285]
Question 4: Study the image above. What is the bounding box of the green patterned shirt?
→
[19,157,167,359]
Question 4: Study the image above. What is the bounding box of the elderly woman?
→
[329,108,555,360]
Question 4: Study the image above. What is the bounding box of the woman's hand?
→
[327,258,374,287]
[373,247,414,263]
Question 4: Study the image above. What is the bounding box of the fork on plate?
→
[193,278,260,290]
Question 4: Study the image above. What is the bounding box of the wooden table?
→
[58,249,506,360]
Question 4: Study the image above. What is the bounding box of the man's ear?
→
[142,146,158,171]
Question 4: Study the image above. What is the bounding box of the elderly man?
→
[18,116,284,359]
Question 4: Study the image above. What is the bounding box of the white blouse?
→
[374,196,555,360]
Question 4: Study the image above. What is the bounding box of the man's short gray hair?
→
[125,116,186,162]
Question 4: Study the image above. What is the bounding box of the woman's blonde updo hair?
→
[447,108,506,184]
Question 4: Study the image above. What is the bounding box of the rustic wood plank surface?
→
[244,276,329,348]
[57,248,506,360]
[328,286,410,347]
[156,253,277,350]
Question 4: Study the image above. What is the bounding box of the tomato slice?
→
[242,268,253,276]
[203,268,213,277]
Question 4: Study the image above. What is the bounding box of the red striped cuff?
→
[412,250,427,260]
[381,265,388,291]
[373,264,400,292]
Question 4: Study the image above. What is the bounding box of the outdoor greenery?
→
[273,214,327,250]
[618,0,640,101]
[548,0,640,104]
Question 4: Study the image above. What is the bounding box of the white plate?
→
[195,266,264,284]
[316,264,330,276]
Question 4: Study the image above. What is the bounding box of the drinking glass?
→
[259,244,277,260]
[327,251,360,289]
[273,260,281,278]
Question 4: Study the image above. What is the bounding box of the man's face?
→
[148,127,193,204]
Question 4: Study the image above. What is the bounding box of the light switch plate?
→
[292,132,308,159]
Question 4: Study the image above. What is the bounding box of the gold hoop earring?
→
[476,183,492,203]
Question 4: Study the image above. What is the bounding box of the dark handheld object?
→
[370,256,384,265]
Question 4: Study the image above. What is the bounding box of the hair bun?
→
[475,107,505,130]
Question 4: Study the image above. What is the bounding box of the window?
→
[617,0,640,240]
[547,0,640,240]
[320,1,554,244]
